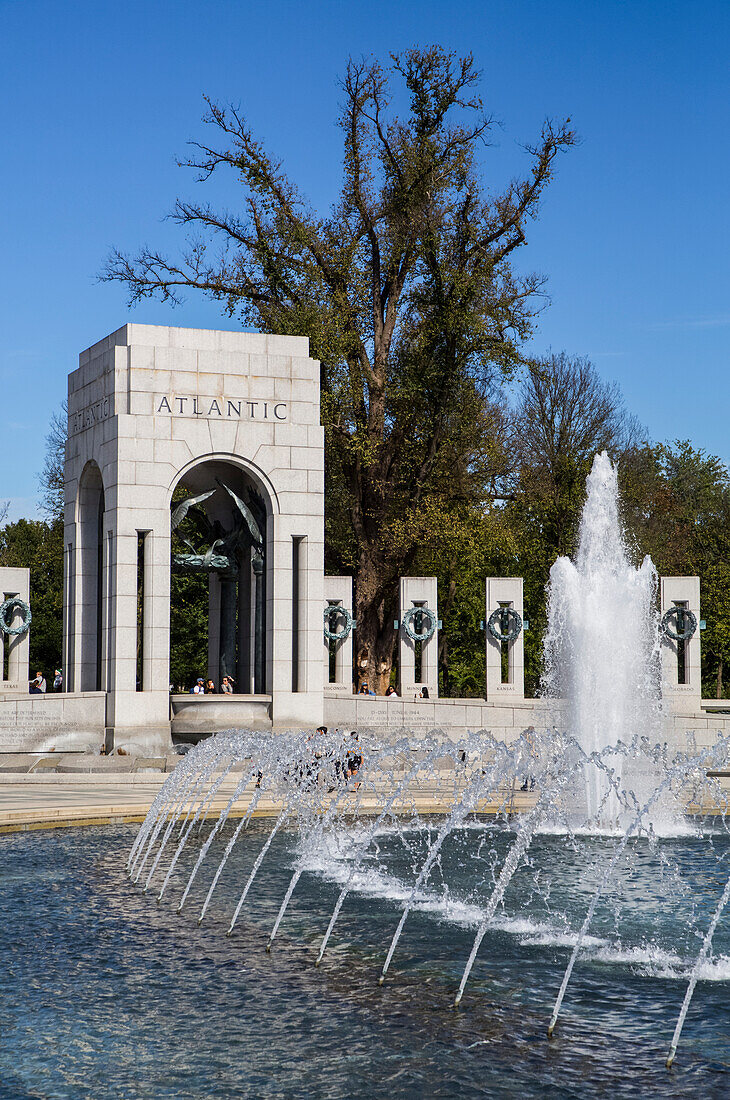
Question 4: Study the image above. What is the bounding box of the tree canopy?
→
[103,46,576,690]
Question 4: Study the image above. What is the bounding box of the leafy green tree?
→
[414,499,517,697]
[622,441,730,697]
[103,47,575,692]
[0,519,63,679]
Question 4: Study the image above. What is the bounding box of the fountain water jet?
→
[543,451,664,828]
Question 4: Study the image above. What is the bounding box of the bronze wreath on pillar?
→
[0,597,32,636]
[660,607,697,642]
[402,606,437,643]
[487,607,522,643]
[323,604,355,642]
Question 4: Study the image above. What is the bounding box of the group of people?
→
[186,676,235,695]
[358,682,430,699]
[28,669,62,694]
[297,726,363,790]
[179,677,426,698]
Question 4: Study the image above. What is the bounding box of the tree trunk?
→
[717,657,724,699]
[353,545,398,695]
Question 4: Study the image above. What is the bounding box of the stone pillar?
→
[660,576,702,708]
[62,534,75,691]
[398,577,439,699]
[219,576,238,682]
[485,577,525,701]
[102,505,172,753]
[0,568,31,693]
[268,514,325,727]
[323,576,354,696]
[143,528,171,695]
[246,557,257,695]
[100,526,112,693]
[236,547,252,694]
[253,557,266,694]
[207,573,221,686]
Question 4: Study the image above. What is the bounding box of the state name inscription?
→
[156,396,288,421]
[69,395,113,435]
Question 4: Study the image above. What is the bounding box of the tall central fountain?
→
[543,451,664,827]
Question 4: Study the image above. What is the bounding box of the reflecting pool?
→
[1,823,729,1099]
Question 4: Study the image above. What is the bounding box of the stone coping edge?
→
[0,773,171,785]
[0,805,283,834]
[2,797,727,835]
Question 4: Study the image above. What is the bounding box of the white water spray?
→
[543,452,663,826]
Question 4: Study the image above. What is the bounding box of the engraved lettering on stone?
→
[70,395,113,434]
[154,396,289,421]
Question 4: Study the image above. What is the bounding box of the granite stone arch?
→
[169,454,277,696]
[168,451,281,517]
[64,323,325,752]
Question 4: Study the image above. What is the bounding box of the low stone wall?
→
[0,692,106,753]
[171,694,273,736]
[324,694,730,758]
[2,690,729,758]
[323,695,553,742]
[668,702,730,757]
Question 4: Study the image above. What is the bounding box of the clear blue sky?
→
[2,0,728,520]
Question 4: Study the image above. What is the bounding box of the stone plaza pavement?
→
[0,769,545,833]
[0,761,728,833]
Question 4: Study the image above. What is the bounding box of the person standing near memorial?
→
[346,732,363,789]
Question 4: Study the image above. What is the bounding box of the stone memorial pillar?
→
[0,568,31,693]
[660,576,702,708]
[323,576,354,695]
[485,577,525,701]
[398,577,439,699]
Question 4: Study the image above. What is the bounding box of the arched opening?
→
[169,459,271,695]
[76,461,105,692]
